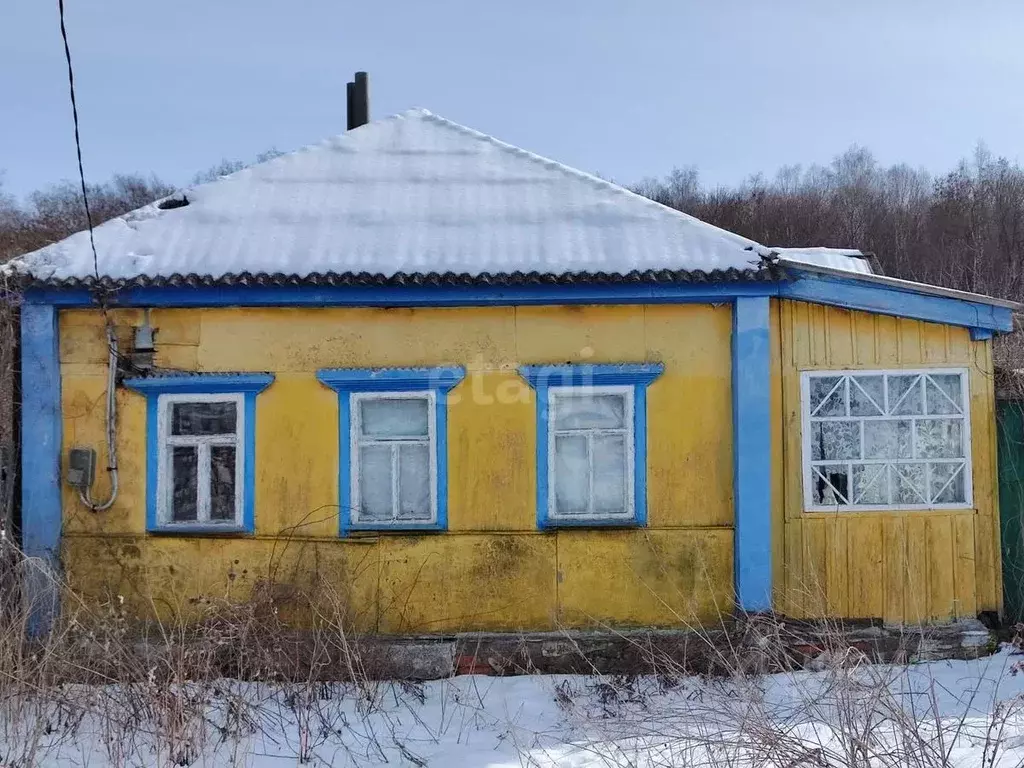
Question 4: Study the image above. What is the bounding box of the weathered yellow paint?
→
[58,299,1004,629]
[644,306,733,528]
[62,535,381,631]
[447,372,536,532]
[376,534,557,632]
[59,303,734,630]
[555,528,734,626]
[777,300,1002,623]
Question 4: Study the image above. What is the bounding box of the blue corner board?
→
[317,366,466,536]
[122,373,274,535]
[519,363,664,530]
[20,303,61,637]
[732,297,773,613]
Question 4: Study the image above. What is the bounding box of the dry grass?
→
[0,538,1016,766]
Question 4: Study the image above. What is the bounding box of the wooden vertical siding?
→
[778,300,1000,622]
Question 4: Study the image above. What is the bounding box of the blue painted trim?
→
[20,303,62,636]
[23,273,1013,337]
[971,327,995,341]
[24,282,775,309]
[122,374,273,535]
[518,363,663,530]
[778,271,1014,334]
[316,367,465,392]
[733,296,773,613]
[317,366,466,536]
[122,373,275,395]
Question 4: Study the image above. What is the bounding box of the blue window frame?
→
[123,373,274,535]
[317,367,465,535]
[519,363,664,529]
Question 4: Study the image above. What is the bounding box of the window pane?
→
[398,444,431,521]
[170,446,198,522]
[925,375,963,415]
[360,398,429,438]
[812,464,850,505]
[852,463,887,505]
[915,419,963,459]
[358,445,393,521]
[554,435,589,514]
[809,377,845,417]
[863,420,912,459]
[892,464,927,504]
[171,401,237,436]
[592,435,627,514]
[850,376,884,416]
[553,394,625,430]
[930,463,966,504]
[210,445,236,521]
[811,421,860,461]
[888,375,923,415]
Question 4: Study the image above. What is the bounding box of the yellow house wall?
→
[775,300,1001,623]
[58,304,735,632]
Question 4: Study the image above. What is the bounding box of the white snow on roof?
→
[772,247,874,275]
[9,109,780,283]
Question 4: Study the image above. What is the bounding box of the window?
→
[159,395,243,526]
[352,392,435,525]
[519,363,663,528]
[317,367,465,535]
[801,369,972,511]
[550,387,634,521]
[124,373,274,533]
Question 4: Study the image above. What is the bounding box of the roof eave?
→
[777,259,1023,311]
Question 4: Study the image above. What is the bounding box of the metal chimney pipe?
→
[346,81,357,130]
[347,71,369,129]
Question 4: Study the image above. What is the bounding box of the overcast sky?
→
[2,1,1024,199]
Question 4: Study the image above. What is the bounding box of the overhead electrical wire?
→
[57,0,119,512]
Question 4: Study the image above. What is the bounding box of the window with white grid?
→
[351,392,437,525]
[157,393,244,527]
[800,370,972,511]
[548,386,635,522]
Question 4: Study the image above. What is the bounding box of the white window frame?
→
[547,384,636,522]
[800,368,973,512]
[156,392,245,528]
[350,390,438,526]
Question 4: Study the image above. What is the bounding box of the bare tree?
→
[635,144,1024,303]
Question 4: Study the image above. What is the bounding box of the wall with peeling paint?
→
[57,299,1001,629]
[59,304,734,631]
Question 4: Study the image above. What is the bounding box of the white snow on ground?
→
[7,647,1024,767]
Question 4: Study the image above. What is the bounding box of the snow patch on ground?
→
[6,648,1024,766]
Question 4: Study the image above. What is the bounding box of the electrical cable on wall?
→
[58,0,119,511]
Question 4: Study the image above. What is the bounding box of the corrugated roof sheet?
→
[9,108,784,286]
[769,247,875,275]
[7,108,885,289]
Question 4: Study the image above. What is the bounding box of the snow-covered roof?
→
[8,108,877,287]
[769,247,875,275]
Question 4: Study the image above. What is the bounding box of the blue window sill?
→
[345,521,446,535]
[147,524,253,536]
[539,517,645,530]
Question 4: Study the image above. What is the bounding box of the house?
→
[9,86,1019,636]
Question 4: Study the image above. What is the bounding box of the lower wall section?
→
[62,528,734,632]
[782,513,998,623]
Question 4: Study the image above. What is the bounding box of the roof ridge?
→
[413,109,769,258]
